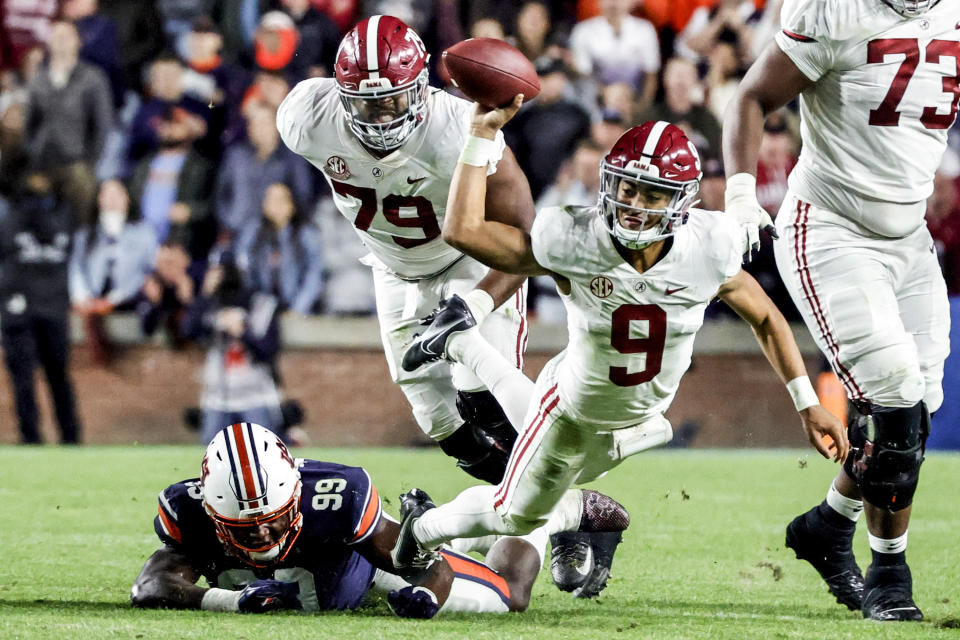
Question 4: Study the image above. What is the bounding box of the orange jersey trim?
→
[157,503,182,543]
[351,485,381,543]
[441,550,511,606]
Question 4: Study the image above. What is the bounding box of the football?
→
[442,38,541,108]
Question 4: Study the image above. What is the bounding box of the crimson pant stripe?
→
[245,422,267,506]
[494,385,559,509]
[493,382,558,503]
[794,202,864,401]
[514,289,527,370]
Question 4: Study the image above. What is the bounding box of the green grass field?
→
[1,446,958,640]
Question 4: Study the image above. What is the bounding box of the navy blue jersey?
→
[154,459,382,611]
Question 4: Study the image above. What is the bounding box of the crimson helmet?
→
[335,15,430,151]
[201,423,303,568]
[599,121,702,250]
[881,0,940,15]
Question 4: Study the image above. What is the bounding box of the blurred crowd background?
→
[1,0,959,444]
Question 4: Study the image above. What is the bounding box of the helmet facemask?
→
[339,69,429,152]
[206,486,303,568]
[599,162,699,250]
[882,0,940,15]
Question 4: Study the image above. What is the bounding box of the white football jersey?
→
[776,0,960,236]
[531,206,741,428]
[277,78,506,279]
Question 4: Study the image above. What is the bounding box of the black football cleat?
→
[402,294,476,372]
[573,531,623,599]
[785,507,865,611]
[578,490,631,533]
[861,564,923,621]
[550,531,594,592]
[390,488,440,573]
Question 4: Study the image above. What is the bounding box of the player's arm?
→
[354,516,454,617]
[468,144,539,309]
[130,545,205,609]
[716,269,849,462]
[442,95,552,279]
[722,42,815,261]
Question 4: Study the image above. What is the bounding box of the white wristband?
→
[786,376,819,412]
[458,134,497,167]
[201,588,241,612]
[463,289,495,325]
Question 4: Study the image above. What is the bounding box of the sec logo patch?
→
[590,276,614,298]
[324,156,351,180]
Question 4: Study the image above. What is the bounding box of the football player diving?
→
[130,423,628,617]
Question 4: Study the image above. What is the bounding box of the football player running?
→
[276,16,535,485]
[130,423,627,616]
[390,100,848,599]
[722,0,955,622]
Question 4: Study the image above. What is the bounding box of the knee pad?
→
[843,402,929,511]
[499,511,545,537]
[439,418,512,484]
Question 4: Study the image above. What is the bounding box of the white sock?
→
[826,481,863,523]
[545,489,583,534]
[448,534,500,556]
[447,327,534,431]
[868,531,908,554]
[414,485,510,548]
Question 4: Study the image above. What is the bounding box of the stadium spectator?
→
[241,69,293,112]
[0,0,57,73]
[127,56,211,170]
[248,11,302,77]
[0,74,28,198]
[0,172,81,445]
[24,19,113,225]
[504,56,591,200]
[535,139,604,210]
[598,82,637,126]
[138,240,199,346]
[279,0,342,78]
[568,0,660,111]
[236,183,325,315]
[155,0,213,60]
[128,106,216,257]
[704,40,741,125]
[97,0,165,96]
[181,253,285,443]
[215,102,314,237]
[511,2,555,62]
[640,57,721,161]
[314,197,376,316]
[61,0,125,109]
[70,179,158,364]
[675,0,757,63]
[589,107,628,151]
[181,17,251,148]
[311,0,357,34]
[755,113,797,216]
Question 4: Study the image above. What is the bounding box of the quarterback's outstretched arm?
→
[443,95,551,277]
[717,269,849,463]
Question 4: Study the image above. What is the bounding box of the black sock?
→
[871,549,906,567]
[816,500,856,532]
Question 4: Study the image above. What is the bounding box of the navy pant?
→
[2,315,81,444]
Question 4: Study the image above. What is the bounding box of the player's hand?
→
[724,173,779,263]
[237,579,302,613]
[387,585,440,619]
[799,404,849,463]
[470,94,524,138]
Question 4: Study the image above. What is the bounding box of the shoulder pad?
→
[154,479,206,547]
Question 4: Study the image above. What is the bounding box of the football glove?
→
[724,172,778,263]
[387,585,440,619]
[237,579,302,613]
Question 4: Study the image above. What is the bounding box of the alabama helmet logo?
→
[590,276,614,298]
[325,156,351,180]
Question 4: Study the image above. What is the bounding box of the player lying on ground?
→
[391,104,850,597]
[130,423,628,617]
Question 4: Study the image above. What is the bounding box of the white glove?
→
[724,172,779,263]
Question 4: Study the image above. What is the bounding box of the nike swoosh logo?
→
[407,176,427,184]
[665,286,687,295]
